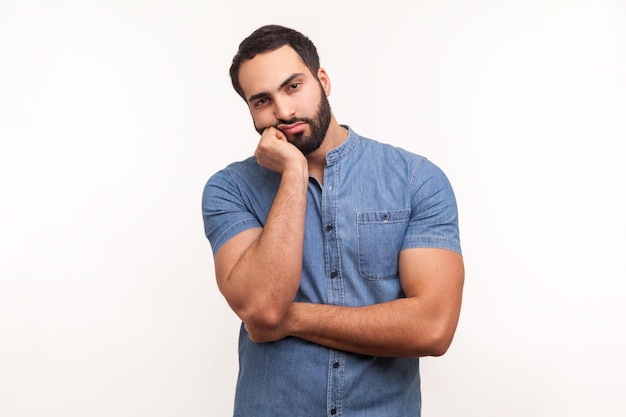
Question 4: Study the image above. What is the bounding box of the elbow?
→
[238,304,287,329]
[414,323,456,357]
[223,288,291,329]
[426,338,452,357]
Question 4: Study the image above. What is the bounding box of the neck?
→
[306,117,348,183]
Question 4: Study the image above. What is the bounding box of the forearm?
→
[279,298,459,358]
[219,167,309,327]
[243,249,464,357]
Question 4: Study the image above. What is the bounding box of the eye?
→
[254,97,270,108]
[288,82,301,91]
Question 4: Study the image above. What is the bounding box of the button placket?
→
[323,161,344,417]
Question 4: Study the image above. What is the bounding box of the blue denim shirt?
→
[202,127,461,417]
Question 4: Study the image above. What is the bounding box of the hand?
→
[254,127,307,174]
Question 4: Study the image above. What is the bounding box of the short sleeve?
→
[402,158,462,254]
[202,168,262,255]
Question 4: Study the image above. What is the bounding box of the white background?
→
[1,1,625,416]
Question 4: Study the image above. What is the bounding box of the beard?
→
[255,87,332,156]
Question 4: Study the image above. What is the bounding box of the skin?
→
[214,45,465,357]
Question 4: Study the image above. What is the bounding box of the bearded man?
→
[202,24,464,417]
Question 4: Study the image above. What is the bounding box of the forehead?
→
[238,45,313,99]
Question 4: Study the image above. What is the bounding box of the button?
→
[326,225,333,232]
[330,270,337,279]
[333,361,340,368]
[382,213,389,221]
[331,408,337,415]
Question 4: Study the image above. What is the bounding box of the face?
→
[238,45,332,155]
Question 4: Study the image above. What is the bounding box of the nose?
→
[273,95,295,121]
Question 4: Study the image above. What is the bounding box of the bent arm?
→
[215,165,309,328]
[246,247,464,357]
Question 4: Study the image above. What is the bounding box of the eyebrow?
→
[247,73,305,104]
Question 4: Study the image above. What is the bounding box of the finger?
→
[263,126,287,141]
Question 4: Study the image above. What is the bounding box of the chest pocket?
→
[356,209,410,280]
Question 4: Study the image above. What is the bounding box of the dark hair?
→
[229,25,320,99]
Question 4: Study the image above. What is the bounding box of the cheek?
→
[304,90,324,113]
[250,110,271,130]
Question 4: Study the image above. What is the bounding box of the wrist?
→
[283,302,307,338]
[281,162,309,186]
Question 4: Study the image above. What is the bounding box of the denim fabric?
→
[202,127,461,417]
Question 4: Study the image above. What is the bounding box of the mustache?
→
[254,116,313,136]
[274,117,312,127]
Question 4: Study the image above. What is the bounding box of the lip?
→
[278,121,307,136]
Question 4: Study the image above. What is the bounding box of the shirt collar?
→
[325,125,359,165]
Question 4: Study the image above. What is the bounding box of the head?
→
[230,25,320,100]
[230,25,332,155]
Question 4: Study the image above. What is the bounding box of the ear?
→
[317,68,331,96]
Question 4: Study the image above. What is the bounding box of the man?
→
[202,24,464,417]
